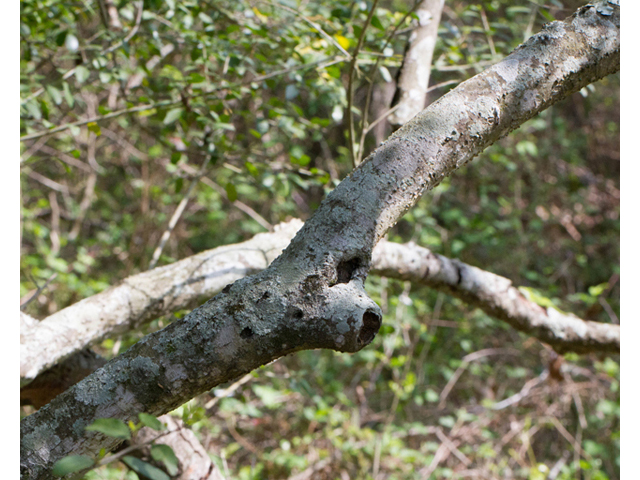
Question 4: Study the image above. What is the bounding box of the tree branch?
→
[388,0,444,126]
[20,4,620,478]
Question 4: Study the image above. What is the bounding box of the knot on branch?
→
[319,281,382,353]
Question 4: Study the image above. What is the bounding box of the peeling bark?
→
[20,4,620,479]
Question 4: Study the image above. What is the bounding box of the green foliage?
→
[52,455,94,477]
[150,445,179,476]
[85,418,131,440]
[21,0,619,478]
[122,456,170,480]
[138,412,165,431]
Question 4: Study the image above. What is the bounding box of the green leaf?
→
[138,413,165,431]
[122,456,170,480]
[55,30,68,47]
[163,108,184,125]
[87,122,101,136]
[170,152,182,165]
[46,86,63,105]
[225,182,238,202]
[371,16,384,30]
[245,161,259,177]
[62,82,75,108]
[175,177,184,194]
[85,418,131,439]
[75,66,90,83]
[52,455,95,477]
[151,445,179,476]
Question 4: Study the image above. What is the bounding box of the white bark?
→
[388,0,444,125]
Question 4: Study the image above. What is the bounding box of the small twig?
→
[439,348,519,408]
[435,59,496,71]
[37,145,93,172]
[524,5,539,41]
[20,136,49,164]
[546,415,592,461]
[435,428,472,466]
[205,373,253,409]
[148,156,211,270]
[21,55,347,142]
[548,451,571,480]
[479,8,496,57]
[23,169,69,193]
[491,369,549,410]
[225,417,258,454]
[69,172,97,241]
[418,441,450,477]
[363,79,468,137]
[598,296,619,324]
[49,192,61,255]
[258,0,352,60]
[21,2,144,105]
[346,0,380,168]
[97,429,175,468]
[20,273,58,311]
[178,163,273,231]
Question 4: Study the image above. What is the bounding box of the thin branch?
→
[434,428,472,466]
[257,0,352,60]
[20,273,58,312]
[178,162,273,231]
[20,55,347,142]
[37,145,93,172]
[20,136,49,164]
[438,348,520,408]
[356,1,422,165]
[480,7,496,57]
[48,191,61,255]
[23,169,69,193]
[363,79,458,135]
[21,2,144,105]
[491,369,549,410]
[346,0,380,168]
[148,155,211,270]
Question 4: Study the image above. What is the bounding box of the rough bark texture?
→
[388,0,444,125]
[371,240,620,354]
[20,4,620,479]
[21,218,619,396]
[21,220,300,386]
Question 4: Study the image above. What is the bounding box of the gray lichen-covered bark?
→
[20,220,301,387]
[371,240,620,354]
[20,4,620,479]
[388,0,444,125]
[21,218,619,396]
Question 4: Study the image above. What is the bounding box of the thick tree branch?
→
[20,4,620,479]
[21,218,619,392]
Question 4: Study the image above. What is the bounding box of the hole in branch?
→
[358,310,381,346]
[240,327,253,339]
[336,257,362,284]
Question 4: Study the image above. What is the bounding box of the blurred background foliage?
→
[20,0,619,478]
